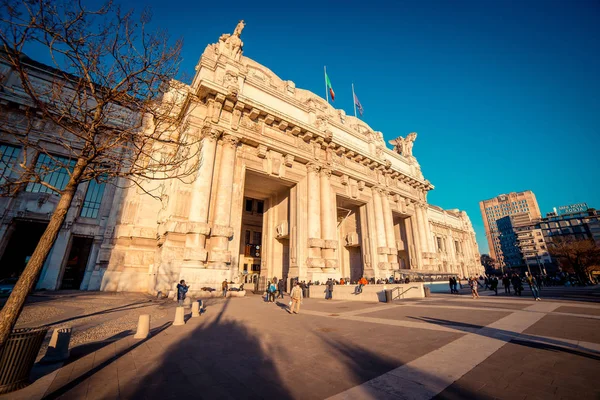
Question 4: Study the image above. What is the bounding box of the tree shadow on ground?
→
[409,316,600,360]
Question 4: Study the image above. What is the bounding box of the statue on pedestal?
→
[389,132,417,157]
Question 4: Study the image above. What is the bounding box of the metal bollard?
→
[173,306,186,326]
[133,314,150,339]
[41,327,71,363]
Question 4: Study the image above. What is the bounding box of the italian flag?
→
[325,72,335,101]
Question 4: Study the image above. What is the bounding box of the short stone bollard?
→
[40,327,72,363]
[191,301,201,318]
[173,306,186,326]
[133,314,150,339]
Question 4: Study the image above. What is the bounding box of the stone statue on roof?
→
[216,20,246,62]
[389,132,417,157]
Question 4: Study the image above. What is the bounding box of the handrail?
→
[391,285,419,300]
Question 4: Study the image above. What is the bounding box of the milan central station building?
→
[0,23,483,293]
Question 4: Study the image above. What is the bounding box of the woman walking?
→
[469,276,479,299]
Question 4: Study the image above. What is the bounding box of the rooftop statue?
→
[389,132,417,157]
[216,20,246,61]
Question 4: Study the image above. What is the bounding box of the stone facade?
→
[99,21,483,294]
[0,22,483,293]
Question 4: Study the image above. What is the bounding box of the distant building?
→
[479,191,542,269]
[540,205,600,247]
[497,213,552,274]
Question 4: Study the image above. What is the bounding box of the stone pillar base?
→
[183,248,208,263]
[208,249,231,264]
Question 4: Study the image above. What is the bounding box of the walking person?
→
[177,280,189,306]
[526,272,541,301]
[490,276,498,295]
[221,280,228,298]
[289,281,303,314]
[449,277,455,294]
[325,278,334,300]
[502,275,511,294]
[277,278,285,299]
[469,276,479,299]
[268,280,277,302]
[511,273,523,296]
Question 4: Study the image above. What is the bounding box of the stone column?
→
[208,134,239,268]
[320,168,337,270]
[371,188,388,272]
[409,211,423,269]
[381,191,398,268]
[306,163,323,267]
[183,127,221,266]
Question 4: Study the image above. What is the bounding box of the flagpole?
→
[352,83,357,118]
[324,66,329,104]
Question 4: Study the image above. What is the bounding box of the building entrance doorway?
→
[0,220,48,280]
[61,236,93,290]
[337,198,365,283]
[239,171,293,288]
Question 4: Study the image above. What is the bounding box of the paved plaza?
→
[1,285,599,400]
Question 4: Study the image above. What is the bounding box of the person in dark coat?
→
[325,278,334,300]
[277,278,285,299]
[177,280,189,306]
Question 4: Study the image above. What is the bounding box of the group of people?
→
[265,278,285,302]
[458,272,542,301]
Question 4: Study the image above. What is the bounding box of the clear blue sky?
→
[34,0,600,253]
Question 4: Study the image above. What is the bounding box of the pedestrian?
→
[511,274,522,296]
[177,280,189,306]
[452,276,459,294]
[490,276,498,295]
[469,276,479,299]
[325,278,334,300]
[277,278,285,299]
[268,280,277,302]
[221,280,228,298]
[526,272,541,301]
[289,281,303,314]
[484,276,490,291]
[449,277,455,294]
[358,276,368,294]
[502,275,511,294]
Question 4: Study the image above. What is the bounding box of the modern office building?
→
[540,204,600,246]
[479,191,542,268]
[497,213,552,273]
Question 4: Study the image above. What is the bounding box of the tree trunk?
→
[0,159,87,354]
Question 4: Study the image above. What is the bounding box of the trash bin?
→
[385,289,393,303]
[0,326,49,394]
[424,286,431,298]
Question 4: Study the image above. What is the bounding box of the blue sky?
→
[30,0,600,253]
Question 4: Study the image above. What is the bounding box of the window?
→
[245,230,251,244]
[80,179,106,218]
[256,200,264,214]
[436,237,443,252]
[253,231,262,245]
[454,240,461,254]
[245,198,253,212]
[26,153,76,194]
[0,143,21,187]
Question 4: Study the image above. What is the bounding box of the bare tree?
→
[547,238,600,282]
[0,0,200,351]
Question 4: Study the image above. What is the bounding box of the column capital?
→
[306,162,321,173]
[221,134,240,148]
[201,124,223,141]
[320,168,332,178]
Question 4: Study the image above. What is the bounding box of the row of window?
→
[0,143,105,219]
